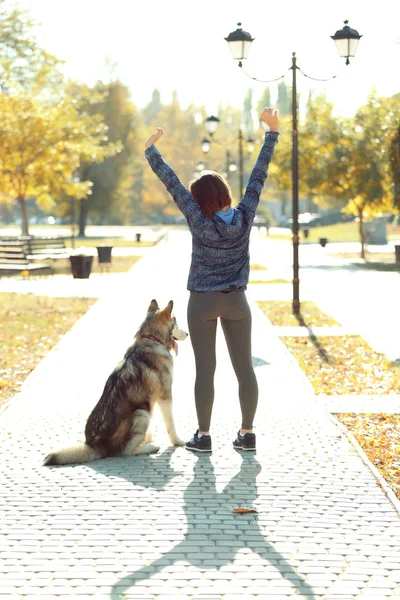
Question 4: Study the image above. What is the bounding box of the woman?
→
[144,107,280,452]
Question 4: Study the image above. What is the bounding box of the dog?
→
[43,299,188,466]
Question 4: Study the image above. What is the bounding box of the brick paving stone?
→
[1,230,400,599]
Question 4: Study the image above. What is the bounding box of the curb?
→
[328,412,400,518]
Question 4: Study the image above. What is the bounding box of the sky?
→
[17,0,400,120]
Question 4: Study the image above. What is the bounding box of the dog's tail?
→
[43,442,103,466]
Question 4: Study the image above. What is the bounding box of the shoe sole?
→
[185,446,212,453]
[233,444,256,451]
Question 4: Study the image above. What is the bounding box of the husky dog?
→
[43,299,188,466]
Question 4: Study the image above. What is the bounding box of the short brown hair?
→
[189,171,233,218]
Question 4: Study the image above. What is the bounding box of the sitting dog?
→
[43,299,187,466]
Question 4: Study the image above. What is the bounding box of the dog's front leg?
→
[124,409,160,456]
[158,397,185,447]
[144,408,154,443]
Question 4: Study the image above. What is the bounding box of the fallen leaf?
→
[232,507,258,514]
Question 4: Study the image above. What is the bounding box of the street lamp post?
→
[225,21,362,314]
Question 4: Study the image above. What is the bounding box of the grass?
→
[64,237,156,248]
[49,255,142,275]
[257,300,338,327]
[282,335,400,396]
[249,279,290,285]
[276,221,400,244]
[301,222,362,243]
[330,251,396,262]
[268,232,292,241]
[0,293,96,407]
[328,251,400,272]
[359,262,400,272]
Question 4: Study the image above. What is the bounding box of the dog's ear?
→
[148,299,159,313]
[163,300,173,315]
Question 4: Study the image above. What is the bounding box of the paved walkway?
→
[1,230,400,599]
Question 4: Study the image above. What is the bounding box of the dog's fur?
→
[43,299,187,466]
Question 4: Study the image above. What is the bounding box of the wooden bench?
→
[0,237,70,275]
[23,237,70,261]
[0,240,52,275]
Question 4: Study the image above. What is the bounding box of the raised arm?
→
[144,128,205,225]
[237,108,280,215]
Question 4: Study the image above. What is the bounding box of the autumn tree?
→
[0,0,62,93]
[142,88,162,126]
[263,113,291,217]
[67,80,141,233]
[0,92,120,235]
[242,88,255,137]
[277,81,291,116]
[340,94,399,256]
[139,95,212,217]
[389,124,400,211]
[257,86,271,116]
[297,92,398,257]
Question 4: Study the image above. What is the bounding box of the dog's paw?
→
[146,444,160,454]
[172,438,186,447]
[133,443,160,455]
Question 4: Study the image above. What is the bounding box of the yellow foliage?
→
[0,90,120,231]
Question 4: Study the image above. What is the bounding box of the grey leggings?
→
[187,291,258,431]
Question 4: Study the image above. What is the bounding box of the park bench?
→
[0,240,52,275]
[0,237,70,275]
[23,236,70,261]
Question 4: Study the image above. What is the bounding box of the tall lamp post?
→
[225,21,362,314]
[203,115,255,198]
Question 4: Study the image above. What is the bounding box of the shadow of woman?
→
[110,452,316,599]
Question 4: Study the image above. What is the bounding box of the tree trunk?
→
[18,195,29,236]
[78,199,87,237]
[358,210,365,259]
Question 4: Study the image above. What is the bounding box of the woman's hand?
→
[260,108,280,132]
[144,127,164,149]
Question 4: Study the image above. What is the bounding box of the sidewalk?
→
[1,230,400,599]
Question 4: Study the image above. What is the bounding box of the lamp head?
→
[331,20,362,65]
[225,23,254,67]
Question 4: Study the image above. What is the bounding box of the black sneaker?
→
[233,431,256,451]
[185,430,212,453]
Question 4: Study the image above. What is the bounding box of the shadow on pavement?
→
[108,453,317,599]
[295,314,330,363]
[252,356,269,367]
[87,447,182,491]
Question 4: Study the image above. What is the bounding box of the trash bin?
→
[303,229,309,239]
[69,255,93,279]
[319,238,328,248]
[136,233,141,243]
[96,246,113,264]
[395,245,400,264]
